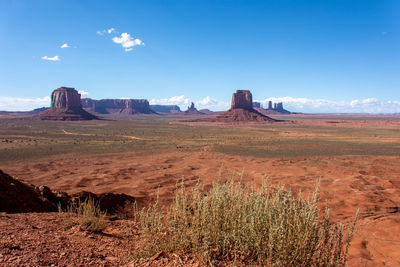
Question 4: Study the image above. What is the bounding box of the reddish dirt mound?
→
[38,107,98,121]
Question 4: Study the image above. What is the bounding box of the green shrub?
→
[58,197,107,233]
[135,180,357,266]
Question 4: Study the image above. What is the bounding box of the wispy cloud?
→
[150,95,229,111]
[112,32,144,52]
[0,96,51,111]
[41,55,59,61]
[97,27,116,36]
[255,97,400,113]
[60,43,70,48]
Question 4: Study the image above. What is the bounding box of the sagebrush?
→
[135,179,357,266]
[58,197,107,233]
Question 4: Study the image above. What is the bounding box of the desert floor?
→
[1,114,400,266]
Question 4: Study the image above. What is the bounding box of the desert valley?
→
[1,87,400,266]
[1,1,399,266]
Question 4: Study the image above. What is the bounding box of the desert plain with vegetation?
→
[1,114,400,266]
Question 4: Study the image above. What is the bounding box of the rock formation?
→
[231,90,253,110]
[253,102,261,108]
[82,98,155,115]
[150,105,181,113]
[184,90,276,123]
[262,101,291,114]
[184,102,204,115]
[213,90,276,122]
[39,87,98,121]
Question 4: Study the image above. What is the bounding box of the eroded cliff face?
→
[51,87,82,109]
[231,90,253,110]
[81,98,155,114]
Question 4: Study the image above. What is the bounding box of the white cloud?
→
[60,43,70,48]
[150,95,190,108]
[195,96,229,111]
[78,90,89,97]
[0,96,51,111]
[41,55,59,61]
[112,32,144,52]
[96,30,105,36]
[255,96,400,113]
[150,95,229,111]
[107,28,115,34]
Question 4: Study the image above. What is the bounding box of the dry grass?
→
[135,179,358,266]
[58,197,107,233]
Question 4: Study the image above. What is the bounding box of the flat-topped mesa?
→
[231,90,253,110]
[51,87,82,109]
[39,87,98,120]
[150,105,181,113]
[81,98,155,114]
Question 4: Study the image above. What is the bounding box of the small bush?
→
[58,197,107,233]
[135,180,357,266]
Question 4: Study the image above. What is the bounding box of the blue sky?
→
[0,0,399,112]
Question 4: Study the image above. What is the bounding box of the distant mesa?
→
[150,105,181,114]
[253,100,292,114]
[253,102,261,109]
[262,101,291,114]
[39,87,98,121]
[198,108,214,115]
[82,98,156,115]
[184,102,204,115]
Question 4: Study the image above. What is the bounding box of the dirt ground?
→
[1,115,400,266]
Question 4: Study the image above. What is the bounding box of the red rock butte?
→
[39,87,98,121]
[231,90,253,110]
[214,90,276,122]
[185,90,277,123]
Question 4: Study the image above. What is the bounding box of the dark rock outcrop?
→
[82,98,155,115]
[150,105,181,113]
[39,87,98,121]
[184,102,204,115]
[0,170,137,215]
[0,170,60,212]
